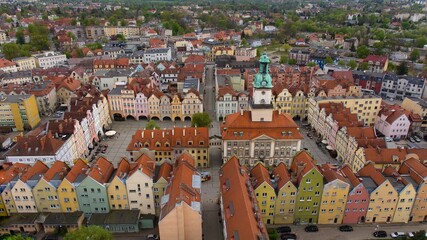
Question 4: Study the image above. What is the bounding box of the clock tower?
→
[251,52,274,122]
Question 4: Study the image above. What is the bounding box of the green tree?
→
[410,49,420,62]
[191,112,212,127]
[279,55,288,64]
[86,42,103,50]
[1,42,29,60]
[396,62,408,75]
[388,62,396,72]
[281,43,292,53]
[42,13,48,21]
[5,234,32,240]
[411,230,426,240]
[356,45,370,58]
[288,58,297,65]
[146,120,160,130]
[337,60,346,66]
[359,62,369,71]
[307,62,316,67]
[325,56,334,64]
[67,32,76,40]
[347,60,357,70]
[241,38,248,46]
[64,226,112,240]
[16,29,25,45]
[120,19,128,26]
[116,34,126,41]
[71,19,77,26]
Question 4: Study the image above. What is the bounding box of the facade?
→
[143,48,172,63]
[76,157,113,215]
[380,74,425,100]
[220,156,269,240]
[0,71,33,85]
[375,108,410,139]
[291,151,324,224]
[153,162,172,216]
[318,164,350,224]
[0,163,31,216]
[158,154,202,240]
[43,212,85,234]
[362,55,389,73]
[0,59,18,73]
[251,163,276,224]
[33,161,70,212]
[401,97,427,138]
[107,159,131,211]
[0,94,40,131]
[12,57,37,71]
[33,51,67,69]
[58,160,89,213]
[273,163,297,224]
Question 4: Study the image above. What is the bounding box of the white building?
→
[380,74,425,100]
[12,57,38,71]
[143,48,172,63]
[0,59,18,73]
[33,51,67,69]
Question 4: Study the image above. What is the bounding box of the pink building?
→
[375,107,410,139]
[340,165,370,224]
[135,92,149,119]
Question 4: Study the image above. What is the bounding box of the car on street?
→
[373,231,387,238]
[408,232,415,238]
[304,225,318,232]
[413,136,421,142]
[146,234,159,240]
[409,137,416,143]
[339,225,353,232]
[385,137,393,142]
[390,232,406,238]
[281,233,297,240]
[276,226,292,233]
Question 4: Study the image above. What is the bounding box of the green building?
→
[291,151,324,224]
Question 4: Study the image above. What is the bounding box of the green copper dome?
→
[254,52,273,89]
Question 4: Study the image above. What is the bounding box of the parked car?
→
[373,231,387,238]
[390,232,406,238]
[304,225,318,232]
[276,226,292,233]
[146,234,159,240]
[385,137,393,142]
[281,233,297,240]
[408,232,415,238]
[339,225,353,232]
[413,136,421,142]
[409,137,416,143]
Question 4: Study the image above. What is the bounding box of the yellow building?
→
[251,162,276,224]
[0,163,31,216]
[273,163,297,224]
[359,163,398,223]
[401,97,427,137]
[0,94,40,131]
[273,87,293,115]
[153,162,172,216]
[318,164,350,224]
[12,57,37,71]
[291,90,308,119]
[308,95,382,127]
[171,94,183,122]
[33,161,70,212]
[58,160,89,212]
[107,159,130,210]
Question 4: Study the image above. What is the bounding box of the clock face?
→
[262,80,267,86]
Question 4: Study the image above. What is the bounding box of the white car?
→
[390,232,405,238]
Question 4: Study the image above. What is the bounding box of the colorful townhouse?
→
[399,157,427,222]
[273,162,297,224]
[383,166,416,223]
[58,159,89,212]
[125,154,156,215]
[12,161,49,213]
[158,154,202,240]
[153,161,172,216]
[107,159,131,211]
[0,163,31,216]
[291,151,324,224]
[251,163,276,224]
[359,162,398,223]
[318,164,350,224]
[219,156,269,240]
[76,157,114,215]
[340,165,370,224]
[33,161,70,212]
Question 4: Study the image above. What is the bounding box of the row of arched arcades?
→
[112,113,192,122]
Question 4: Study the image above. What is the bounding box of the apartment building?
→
[0,94,40,131]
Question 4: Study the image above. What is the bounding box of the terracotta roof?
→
[0,163,31,186]
[217,85,236,99]
[0,58,16,68]
[220,156,268,240]
[58,78,81,92]
[43,161,70,182]
[399,157,427,184]
[129,154,155,178]
[160,158,200,220]
[175,151,196,168]
[8,132,65,157]
[321,164,347,183]
[88,157,114,184]
[272,162,291,191]
[221,110,303,140]
[339,164,361,188]
[114,158,131,180]
[290,151,319,185]
[184,54,205,64]
[347,127,376,139]
[65,159,89,183]
[358,162,386,186]
[250,163,273,189]
[155,162,172,182]
[20,161,49,183]
[364,147,408,165]
[363,55,388,64]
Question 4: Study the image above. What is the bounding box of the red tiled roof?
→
[129,154,155,178]
[290,151,319,185]
[399,157,427,184]
[20,161,49,183]
[272,162,291,190]
[65,159,89,183]
[363,55,388,64]
[88,157,114,184]
[0,58,16,68]
[339,164,361,188]
[364,147,408,165]
[43,161,70,182]
[0,163,31,185]
[250,163,273,189]
[155,162,172,182]
[358,162,386,185]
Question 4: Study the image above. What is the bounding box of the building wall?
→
[12,180,37,213]
[274,181,297,224]
[342,184,370,224]
[159,204,202,240]
[15,57,37,71]
[0,195,8,216]
[1,185,17,214]
[254,182,276,224]
[410,180,427,222]
[365,181,398,223]
[375,114,410,139]
[58,180,80,212]
[107,177,129,210]
[294,170,323,224]
[392,184,416,223]
[153,178,168,216]
[126,171,155,215]
[318,180,349,224]
[76,178,110,215]
[33,179,61,212]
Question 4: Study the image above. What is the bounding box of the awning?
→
[105,130,117,137]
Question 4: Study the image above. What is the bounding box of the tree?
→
[16,29,25,45]
[337,60,346,66]
[71,19,77,26]
[6,235,32,240]
[191,112,212,128]
[288,58,297,65]
[240,38,248,46]
[279,55,288,64]
[325,56,334,64]
[347,60,357,70]
[356,45,370,58]
[64,226,112,240]
[281,43,292,53]
[396,62,408,75]
[146,120,160,130]
[116,34,126,41]
[67,32,76,40]
[359,62,369,71]
[410,49,420,62]
[1,42,28,59]
[412,230,426,240]
[307,62,316,67]
[120,19,128,26]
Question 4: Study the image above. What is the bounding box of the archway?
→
[218,116,224,122]
[113,113,124,121]
[138,115,148,121]
[126,115,136,120]
[162,116,172,121]
[174,116,182,122]
[150,116,160,121]
[184,116,192,122]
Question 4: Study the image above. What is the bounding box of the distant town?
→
[0,0,427,240]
